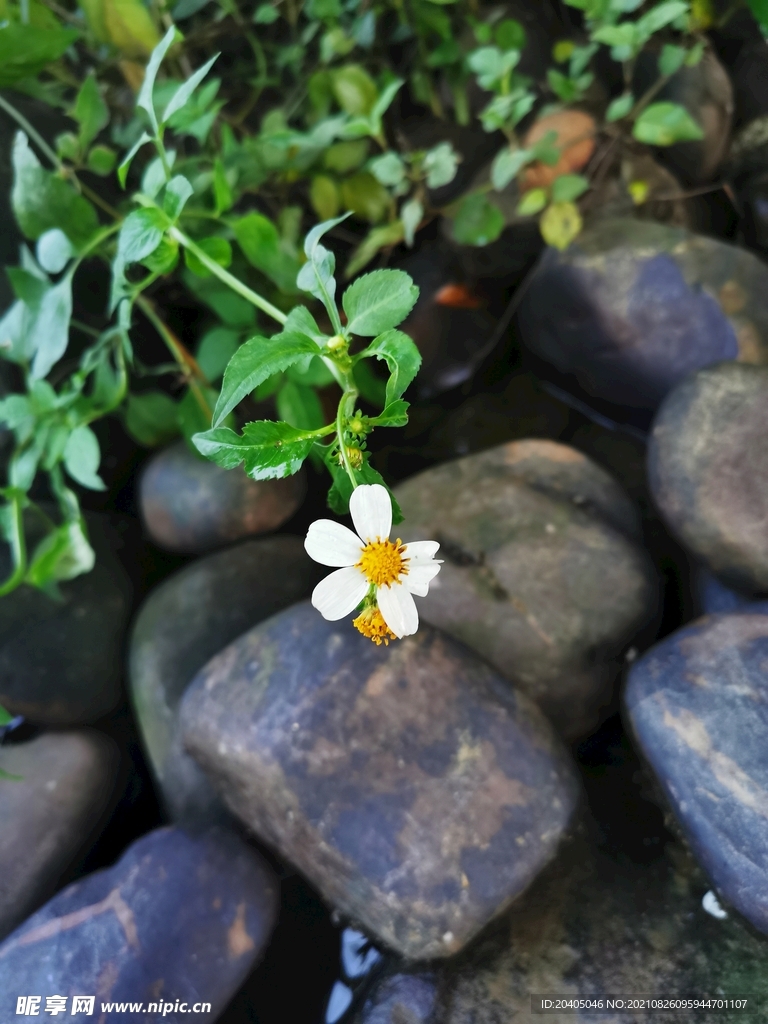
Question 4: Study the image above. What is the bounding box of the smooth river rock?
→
[180,603,579,960]
[350,834,768,1024]
[648,362,768,593]
[516,218,768,411]
[394,439,657,739]
[0,825,278,1022]
[0,730,118,941]
[129,536,321,823]
[625,610,768,939]
[140,440,305,554]
[0,516,131,725]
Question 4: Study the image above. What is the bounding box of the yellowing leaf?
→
[628,179,649,205]
[83,0,160,57]
[539,201,582,251]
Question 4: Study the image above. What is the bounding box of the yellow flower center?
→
[353,606,398,645]
[357,538,408,587]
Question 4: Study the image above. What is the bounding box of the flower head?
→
[304,483,441,641]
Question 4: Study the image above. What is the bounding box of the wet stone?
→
[394,439,657,739]
[180,602,579,960]
[140,440,305,554]
[0,825,278,1021]
[0,731,118,941]
[625,609,768,939]
[129,536,321,824]
[648,362,768,593]
[0,515,131,725]
[516,218,768,411]
[350,834,768,1024]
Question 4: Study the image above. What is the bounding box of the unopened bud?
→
[348,446,364,469]
[327,334,347,352]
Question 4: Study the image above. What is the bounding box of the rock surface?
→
[0,516,131,725]
[516,219,768,411]
[350,834,768,1024]
[0,825,278,1022]
[625,609,768,939]
[130,536,321,823]
[180,603,579,960]
[0,731,118,941]
[140,440,305,554]
[648,362,768,593]
[394,439,657,738]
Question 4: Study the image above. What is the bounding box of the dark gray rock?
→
[0,825,278,1022]
[394,439,657,739]
[693,567,758,616]
[516,219,768,411]
[0,730,118,941]
[350,834,768,1024]
[625,609,768,939]
[0,516,131,725]
[180,603,579,960]
[648,362,768,593]
[129,536,321,823]
[140,441,305,554]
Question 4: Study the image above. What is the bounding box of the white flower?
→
[304,483,441,641]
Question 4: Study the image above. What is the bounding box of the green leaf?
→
[517,188,548,216]
[213,158,233,214]
[551,174,589,202]
[193,278,256,328]
[371,398,409,427]
[310,176,340,221]
[362,328,421,404]
[0,704,13,726]
[353,358,386,406]
[423,142,459,188]
[325,449,403,523]
[118,131,152,188]
[63,424,105,490]
[746,0,768,24]
[30,276,73,380]
[298,214,350,310]
[36,229,73,274]
[324,140,369,173]
[213,331,318,427]
[193,420,318,479]
[332,65,378,116]
[494,18,526,50]
[452,193,504,246]
[87,145,117,175]
[276,380,325,429]
[163,175,194,220]
[162,52,220,124]
[73,73,109,149]
[468,46,520,90]
[339,172,390,224]
[0,23,79,87]
[196,327,240,381]
[11,133,98,249]
[125,390,179,446]
[636,0,689,40]
[343,269,419,337]
[137,26,177,135]
[26,519,95,587]
[254,2,280,21]
[633,102,704,146]
[401,198,423,247]
[606,92,634,122]
[491,147,531,190]
[540,201,583,250]
[284,305,325,343]
[177,385,215,444]
[658,43,687,77]
[369,151,406,187]
[286,355,335,387]
[118,207,168,264]
[184,236,232,277]
[234,212,301,293]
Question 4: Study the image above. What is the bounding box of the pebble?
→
[394,439,657,738]
[180,602,579,960]
[129,536,321,823]
[625,608,768,938]
[140,440,305,554]
[0,825,278,1021]
[648,362,768,593]
[515,218,768,411]
[0,730,118,941]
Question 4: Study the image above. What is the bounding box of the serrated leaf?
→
[284,305,325,342]
[162,52,220,124]
[193,420,317,479]
[633,102,704,146]
[163,175,193,220]
[63,424,105,490]
[342,269,419,336]
[137,26,176,135]
[213,331,318,426]
[362,328,421,404]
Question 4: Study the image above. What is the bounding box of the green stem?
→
[168,226,288,327]
[0,92,61,168]
[335,373,360,490]
[0,490,27,597]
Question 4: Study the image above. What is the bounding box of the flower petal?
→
[305,519,364,567]
[377,582,418,638]
[350,483,392,542]
[312,567,368,620]
[403,540,440,562]
[404,561,441,597]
